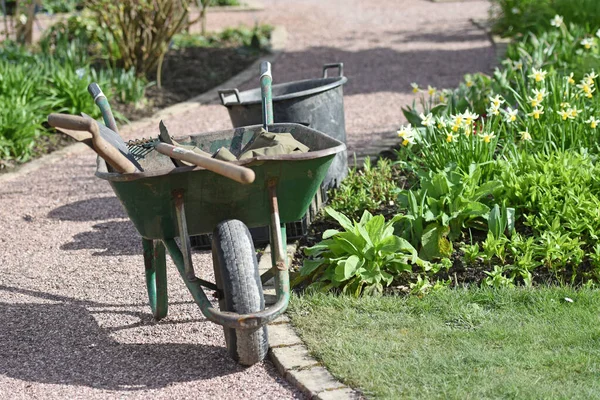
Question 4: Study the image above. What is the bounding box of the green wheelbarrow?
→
[94,63,345,366]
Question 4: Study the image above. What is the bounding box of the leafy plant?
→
[488,201,515,239]
[396,164,503,260]
[172,24,273,51]
[327,157,401,221]
[296,207,426,297]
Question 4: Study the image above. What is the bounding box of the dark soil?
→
[114,46,261,120]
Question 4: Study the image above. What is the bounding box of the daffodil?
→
[585,71,598,86]
[481,132,496,143]
[402,136,415,146]
[532,88,548,102]
[527,95,539,107]
[550,15,564,27]
[452,114,463,126]
[427,85,437,96]
[411,83,420,93]
[436,117,447,129]
[462,110,479,125]
[520,129,532,141]
[489,94,504,108]
[577,80,595,97]
[557,109,571,120]
[569,107,582,118]
[529,106,544,119]
[446,133,455,143]
[397,124,415,138]
[513,60,523,70]
[504,107,518,123]
[586,117,599,129]
[528,68,548,82]
[487,105,501,116]
[581,38,595,50]
[419,113,434,127]
[561,102,571,109]
[567,72,575,85]
[465,76,474,87]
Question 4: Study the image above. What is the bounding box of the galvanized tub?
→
[218,63,348,190]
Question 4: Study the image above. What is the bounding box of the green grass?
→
[288,288,600,399]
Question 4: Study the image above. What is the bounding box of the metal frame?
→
[143,180,290,330]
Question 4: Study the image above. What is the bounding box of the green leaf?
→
[322,229,340,239]
[300,258,325,276]
[359,210,373,225]
[379,235,418,260]
[343,255,362,280]
[304,242,332,256]
[473,180,503,200]
[324,207,354,232]
[365,215,386,244]
[419,223,452,261]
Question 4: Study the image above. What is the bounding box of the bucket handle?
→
[218,88,241,105]
[322,63,344,78]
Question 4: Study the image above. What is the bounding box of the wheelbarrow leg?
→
[266,179,290,305]
[142,238,168,320]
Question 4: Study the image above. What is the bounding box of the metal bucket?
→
[218,63,348,190]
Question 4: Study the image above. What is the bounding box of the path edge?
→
[259,245,363,400]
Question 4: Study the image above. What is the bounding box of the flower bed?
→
[295,15,600,296]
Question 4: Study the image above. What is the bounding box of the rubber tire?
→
[212,219,268,366]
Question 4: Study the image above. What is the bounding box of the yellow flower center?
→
[592,121,598,129]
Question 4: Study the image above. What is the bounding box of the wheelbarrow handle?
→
[154,143,255,185]
[322,63,344,78]
[47,113,139,174]
[48,113,97,135]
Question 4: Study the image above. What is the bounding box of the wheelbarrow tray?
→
[96,123,346,240]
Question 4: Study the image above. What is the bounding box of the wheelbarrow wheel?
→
[212,219,268,366]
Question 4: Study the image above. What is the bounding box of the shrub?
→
[87,0,193,77]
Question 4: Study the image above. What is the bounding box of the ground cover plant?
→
[288,288,600,399]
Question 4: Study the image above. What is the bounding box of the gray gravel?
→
[0,0,494,398]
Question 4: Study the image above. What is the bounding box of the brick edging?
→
[258,245,362,399]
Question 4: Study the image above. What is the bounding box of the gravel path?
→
[0,1,494,398]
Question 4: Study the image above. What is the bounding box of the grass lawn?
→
[287,288,600,399]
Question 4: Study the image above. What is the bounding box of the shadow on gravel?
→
[48,196,127,221]
[60,220,142,256]
[243,43,494,97]
[0,285,245,390]
[48,197,141,256]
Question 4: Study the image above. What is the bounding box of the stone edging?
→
[0,25,287,183]
[259,245,362,400]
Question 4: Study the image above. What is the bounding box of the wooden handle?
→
[155,143,255,184]
[48,113,98,136]
[48,113,137,174]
